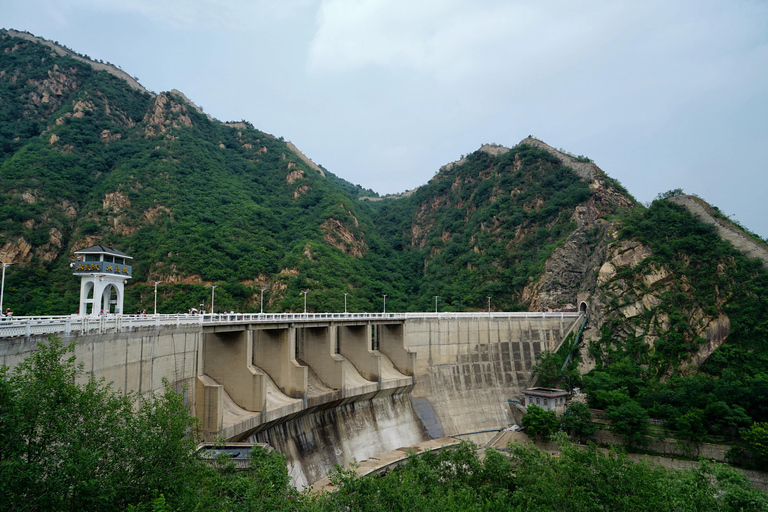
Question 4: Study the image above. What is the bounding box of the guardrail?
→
[0,311,580,339]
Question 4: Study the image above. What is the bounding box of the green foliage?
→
[586,198,768,442]
[2,341,765,511]
[532,350,562,387]
[655,188,685,200]
[561,401,597,442]
[740,423,768,469]
[508,434,767,512]
[372,143,601,311]
[606,399,650,448]
[0,337,202,511]
[319,435,768,512]
[521,404,560,441]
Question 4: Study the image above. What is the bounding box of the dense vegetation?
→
[583,199,768,451]
[0,29,619,316]
[370,144,599,311]
[5,27,768,474]
[3,340,766,512]
[0,338,202,510]
[0,34,612,315]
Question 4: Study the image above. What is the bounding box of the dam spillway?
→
[0,311,582,485]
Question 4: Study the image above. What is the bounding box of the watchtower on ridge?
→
[73,244,133,315]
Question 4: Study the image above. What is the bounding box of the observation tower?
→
[72,244,132,315]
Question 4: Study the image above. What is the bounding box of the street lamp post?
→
[488,296,491,315]
[303,290,308,314]
[383,294,387,313]
[152,281,162,315]
[210,285,217,314]
[0,262,13,315]
[434,295,439,313]
[260,288,267,314]
[344,293,348,314]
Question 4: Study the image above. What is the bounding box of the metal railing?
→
[0,311,580,339]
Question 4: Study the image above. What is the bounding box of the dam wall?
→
[0,325,201,401]
[403,314,580,435]
[0,312,581,486]
[238,314,581,486]
[251,393,426,488]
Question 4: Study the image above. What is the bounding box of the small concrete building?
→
[73,244,133,315]
[523,387,569,415]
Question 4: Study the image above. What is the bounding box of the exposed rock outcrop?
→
[4,29,151,94]
[668,195,768,268]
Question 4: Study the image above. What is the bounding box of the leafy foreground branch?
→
[2,339,767,511]
[0,337,205,511]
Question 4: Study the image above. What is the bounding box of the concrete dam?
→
[0,312,582,486]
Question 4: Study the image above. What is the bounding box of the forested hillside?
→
[3,29,768,449]
[0,30,635,316]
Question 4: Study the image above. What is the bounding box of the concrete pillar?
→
[377,323,415,376]
[339,324,381,382]
[201,330,265,412]
[253,327,307,398]
[196,375,224,433]
[297,325,346,390]
[78,274,127,315]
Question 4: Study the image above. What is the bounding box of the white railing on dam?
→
[0,311,581,339]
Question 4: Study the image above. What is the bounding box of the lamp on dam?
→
[152,280,162,315]
[260,288,267,314]
[0,261,14,314]
[210,285,217,314]
[383,294,387,313]
[303,290,308,314]
[344,293,348,314]
[434,295,439,313]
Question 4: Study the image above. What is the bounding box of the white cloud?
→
[308,1,633,78]
[58,0,316,30]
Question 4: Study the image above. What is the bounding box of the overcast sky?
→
[2,0,767,237]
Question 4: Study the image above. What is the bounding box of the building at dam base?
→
[0,312,582,485]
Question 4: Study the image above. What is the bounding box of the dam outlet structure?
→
[0,311,583,485]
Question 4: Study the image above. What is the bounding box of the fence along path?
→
[0,311,580,338]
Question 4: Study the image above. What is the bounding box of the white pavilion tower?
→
[73,244,133,316]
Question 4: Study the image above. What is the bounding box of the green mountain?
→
[3,29,768,446]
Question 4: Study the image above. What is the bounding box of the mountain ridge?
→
[3,28,768,460]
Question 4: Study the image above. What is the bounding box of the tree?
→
[561,401,596,442]
[0,337,203,511]
[607,399,650,449]
[741,422,768,469]
[522,404,560,441]
[675,408,708,449]
[532,350,562,387]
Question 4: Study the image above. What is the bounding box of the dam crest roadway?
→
[0,310,583,486]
